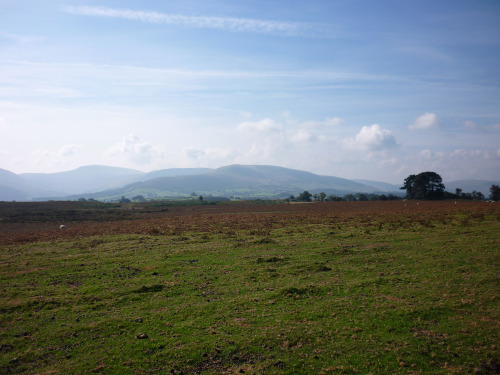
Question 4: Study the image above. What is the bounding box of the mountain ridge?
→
[0,164,497,201]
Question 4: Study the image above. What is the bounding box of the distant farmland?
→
[1,200,498,374]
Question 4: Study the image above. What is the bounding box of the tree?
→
[471,191,484,201]
[490,185,500,201]
[356,193,368,201]
[132,195,146,202]
[343,194,355,201]
[297,191,312,202]
[119,196,131,203]
[319,192,327,202]
[401,174,416,198]
[387,194,400,200]
[401,172,445,200]
[199,195,203,201]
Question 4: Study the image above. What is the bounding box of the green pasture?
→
[1,207,499,374]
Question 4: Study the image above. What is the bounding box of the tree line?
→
[400,171,498,201]
[288,191,402,202]
[290,172,499,203]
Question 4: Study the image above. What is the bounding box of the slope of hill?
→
[140,168,213,181]
[20,165,144,197]
[0,168,31,201]
[84,164,383,200]
[0,168,59,201]
[353,179,401,192]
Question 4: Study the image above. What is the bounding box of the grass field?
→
[0,200,499,374]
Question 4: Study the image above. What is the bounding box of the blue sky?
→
[1,0,499,183]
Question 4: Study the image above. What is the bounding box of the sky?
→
[1,0,499,184]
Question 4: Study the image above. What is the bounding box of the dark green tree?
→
[356,193,368,201]
[327,194,341,202]
[471,191,484,200]
[119,196,131,203]
[400,172,445,200]
[490,185,500,201]
[298,191,312,202]
[343,193,355,201]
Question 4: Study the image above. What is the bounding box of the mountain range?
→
[0,164,497,201]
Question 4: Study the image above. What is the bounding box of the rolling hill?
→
[1,164,497,201]
[76,165,385,201]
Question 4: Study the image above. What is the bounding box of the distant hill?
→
[0,168,57,200]
[3,164,497,201]
[0,166,220,201]
[353,179,401,193]
[0,168,31,201]
[21,165,144,196]
[80,164,383,200]
[140,168,213,181]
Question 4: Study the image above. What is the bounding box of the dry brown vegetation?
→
[1,200,497,245]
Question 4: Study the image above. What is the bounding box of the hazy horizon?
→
[1,1,499,184]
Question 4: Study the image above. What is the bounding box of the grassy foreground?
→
[0,201,499,374]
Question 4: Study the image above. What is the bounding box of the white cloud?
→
[463,120,477,129]
[290,129,316,143]
[105,134,166,165]
[0,31,43,44]
[409,112,442,130]
[63,6,313,36]
[299,117,344,129]
[182,146,237,165]
[183,147,206,160]
[0,60,397,106]
[58,144,82,157]
[324,117,344,127]
[237,118,282,133]
[28,144,83,172]
[404,148,500,181]
[285,116,343,144]
[462,120,500,133]
[345,124,397,151]
[418,149,445,160]
[33,144,83,159]
[0,117,6,133]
